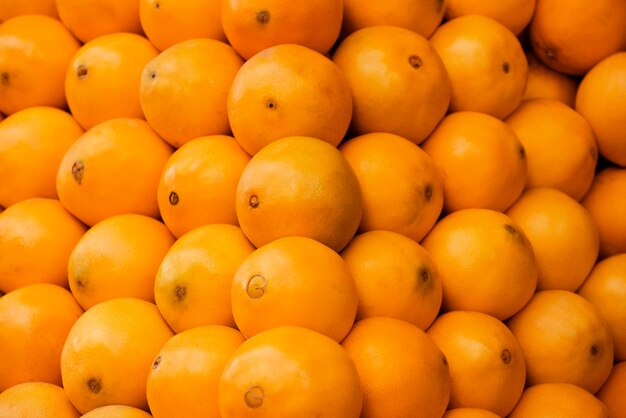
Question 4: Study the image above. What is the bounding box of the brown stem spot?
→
[424,183,433,202]
[76,64,88,80]
[408,55,423,69]
[502,62,510,74]
[174,284,187,301]
[256,10,270,24]
[501,348,512,364]
[249,195,259,208]
[75,278,86,289]
[150,70,157,80]
[169,191,179,206]
[519,144,526,159]
[504,224,518,235]
[1,72,9,86]
[72,160,85,185]
[87,378,101,393]
[244,385,264,408]
[266,99,277,110]
[155,1,160,10]
[247,275,266,299]
[590,344,599,356]
[442,355,448,367]
[152,355,162,369]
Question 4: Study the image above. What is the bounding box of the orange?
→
[154,224,255,333]
[595,361,626,418]
[341,317,450,418]
[529,0,626,75]
[430,14,528,119]
[68,214,175,310]
[56,118,173,226]
[81,405,153,418]
[505,98,598,200]
[332,25,450,145]
[427,311,526,416]
[0,0,58,20]
[0,106,84,207]
[140,38,243,148]
[421,111,527,213]
[139,0,226,51]
[578,253,626,361]
[218,326,363,417]
[507,290,614,393]
[0,382,80,418]
[421,208,537,320]
[506,187,599,291]
[576,52,626,166]
[61,298,174,414]
[339,132,443,242]
[157,135,250,238]
[0,284,83,392]
[523,50,577,107]
[231,236,358,342]
[236,136,362,252]
[228,43,352,155]
[65,33,159,131]
[341,0,445,38]
[56,0,142,43]
[0,15,79,114]
[0,198,87,293]
[221,0,342,60]
[508,383,610,418]
[581,167,626,257]
[147,325,245,418]
[339,230,442,330]
[444,0,536,35]
[443,408,502,418]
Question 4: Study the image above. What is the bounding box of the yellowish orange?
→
[508,383,609,417]
[595,361,626,418]
[444,0,536,35]
[523,50,577,107]
[81,405,153,418]
[0,382,80,418]
[443,408,502,418]
[0,0,58,20]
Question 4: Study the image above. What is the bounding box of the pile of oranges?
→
[0,0,625,417]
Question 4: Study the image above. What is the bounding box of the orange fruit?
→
[523,50,577,107]
[332,25,451,145]
[0,198,87,293]
[505,98,598,200]
[56,0,142,43]
[506,187,599,291]
[0,382,80,418]
[228,43,352,155]
[578,253,626,361]
[576,52,626,166]
[157,135,250,238]
[219,326,363,417]
[61,298,174,414]
[443,408,502,418]
[507,290,614,393]
[0,15,79,114]
[427,311,526,416]
[529,0,626,75]
[581,167,626,257]
[81,405,153,418]
[421,111,527,213]
[339,230,442,330]
[231,236,358,342]
[140,38,243,148]
[221,0,342,60]
[508,383,610,418]
[341,0,446,38]
[342,317,450,418]
[139,0,226,51]
[65,33,159,131]
[0,284,83,392]
[339,132,443,242]
[444,0,536,35]
[68,214,175,310]
[154,224,255,333]
[421,208,537,320]
[147,325,245,418]
[430,14,528,119]
[56,118,173,226]
[236,136,362,252]
[0,0,58,20]
[0,106,84,207]
[595,361,626,418]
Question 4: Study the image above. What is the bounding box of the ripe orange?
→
[427,311,526,416]
[154,224,255,333]
[0,198,87,293]
[523,50,577,107]
[421,111,527,213]
[332,25,451,145]
[231,236,358,342]
[61,298,174,414]
[236,136,362,252]
[219,326,363,417]
[65,33,158,131]
[430,14,528,119]
[421,208,537,320]
[157,135,250,238]
[0,382,80,418]
[0,0,58,20]
[595,361,626,418]
[140,38,243,148]
[508,383,610,418]
[147,325,245,418]
[339,132,443,242]
[0,15,79,114]
[56,118,173,226]
[0,284,83,392]
[0,106,84,208]
[228,44,352,155]
[443,408,502,418]
[81,405,153,418]
[342,317,450,418]
[507,290,614,393]
[340,230,442,330]
[444,0,536,35]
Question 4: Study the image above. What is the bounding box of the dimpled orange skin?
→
[508,383,610,418]
[595,361,626,418]
[81,405,153,418]
[0,0,59,20]
[0,382,80,418]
